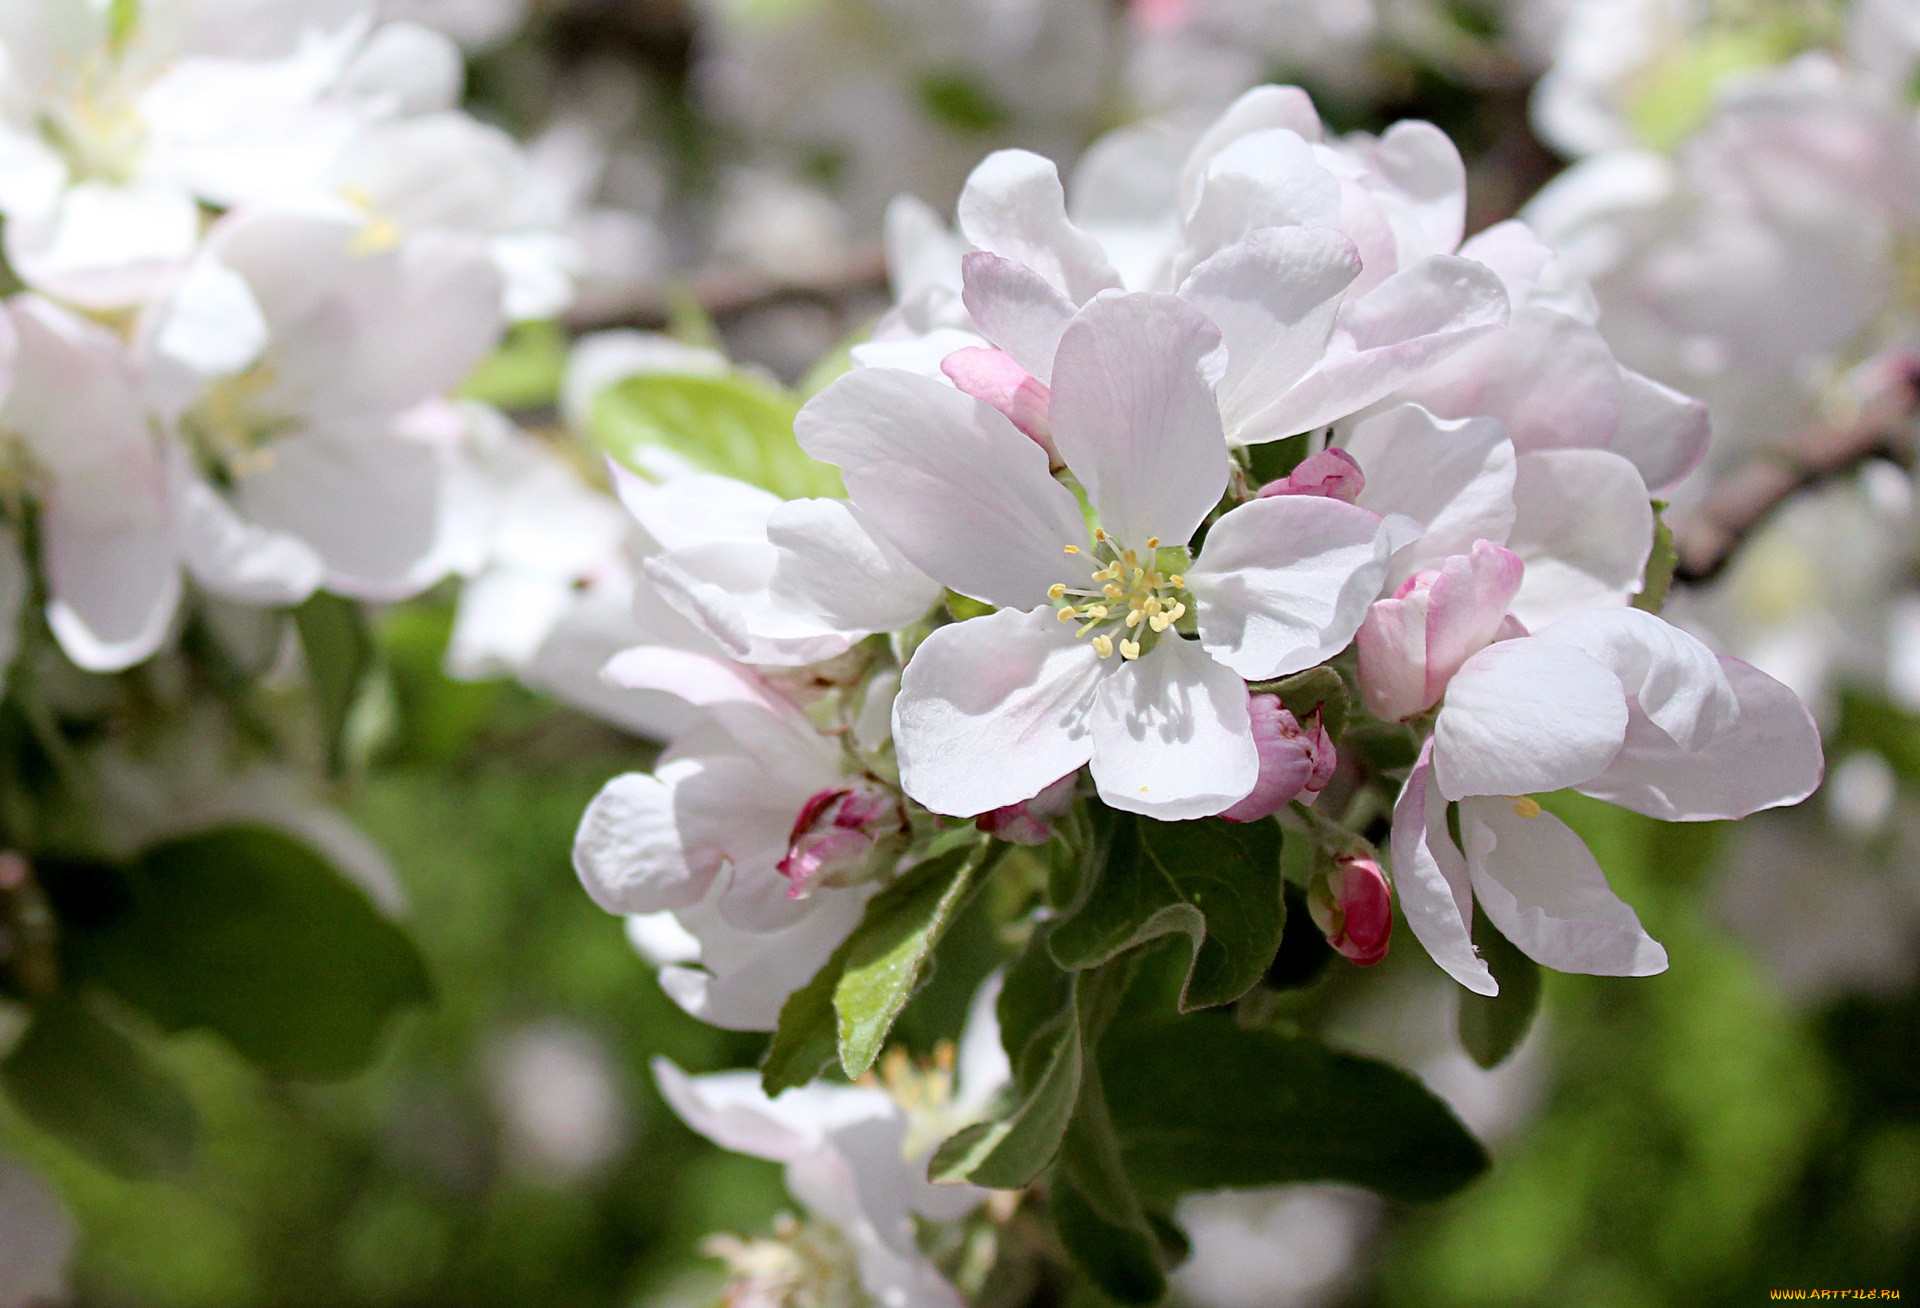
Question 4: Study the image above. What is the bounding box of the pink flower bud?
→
[1308,855,1393,966]
[1219,696,1336,823]
[1131,0,1192,31]
[1256,447,1365,503]
[941,347,1056,463]
[777,779,909,899]
[978,773,1078,845]
[1355,540,1526,722]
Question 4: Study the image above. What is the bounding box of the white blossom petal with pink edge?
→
[1390,743,1495,994]
[597,647,824,770]
[642,543,856,669]
[1421,542,1527,704]
[1235,255,1509,442]
[767,499,943,634]
[1343,404,1516,586]
[1577,659,1823,821]
[1175,128,1343,281]
[1087,635,1258,820]
[1188,495,1400,679]
[1534,608,1737,751]
[893,607,1105,818]
[955,150,1120,304]
[1341,120,1467,267]
[1177,227,1361,439]
[1608,369,1710,494]
[797,368,1087,610]
[1178,86,1327,215]
[1506,449,1653,628]
[654,882,877,1031]
[1460,797,1668,977]
[1049,293,1228,549]
[1433,638,1628,801]
[574,762,715,915]
[959,251,1076,383]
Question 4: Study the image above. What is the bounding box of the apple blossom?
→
[1309,854,1393,966]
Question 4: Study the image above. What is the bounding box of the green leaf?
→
[1102,1018,1490,1204]
[1244,433,1310,486]
[1253,665,1350,741]
[916,72,1014,135]
[835,842,997,1079]
[458,319,569,410]
[108,0,140,50]
[1053,1058,1167,1305]
[590,372,843,500]
[3,996,195,1178]
[1633,501,1677,614]
[66,827,432,1081]
[293,592,375,778]
[1049,814,1284,1011]
[1458,912,1542,1068]
[761,841,996,1093]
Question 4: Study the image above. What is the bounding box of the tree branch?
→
[1671,366,1920,586]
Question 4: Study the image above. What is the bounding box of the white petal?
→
[1578,658,1822,821]
[42,462,181,674]
[1088,637,1257,820]
[1349,120,1467,265]
[893,607,1104,818]
[643,542,857,668]
[598,646,825,769]
[1066,120,1185,291]
[955,150,1120,303]
[1434,638,1627,800]
[767,498,943,633]
[1,295,149,477]
[660,882,876,1030]
[1050,293,1227,548]
[652,1059,892,1163]
[797,369,1087,609]
[1175,129,1342,281]
[1461,797,1668,977]
[959,252,1076,383]
[1189,496,1396,679]
[573,765,714,915]
[148,254,269,389]
[1178,86,1326,215]
[1178,226,1361,438]
[178,474,326,606]
[1507,449,1653,628]
[1534,608,1736,750]
[4,182,198,308]
[615,468,778,553]
[1390,744,1495,994]
[1238,254,1509,441]
[233,424,447,600]
[1609,368,1709,494]
[1344,403,1516,586]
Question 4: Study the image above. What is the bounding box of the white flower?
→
[800,290,1404,819]
[1366,547,1823,992]
[0,1154,74,1308]
[653,975,1011,1308]
[574,649,898,1029]
[145,203,503,604]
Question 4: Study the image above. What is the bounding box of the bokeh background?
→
[3,0,1918,1304]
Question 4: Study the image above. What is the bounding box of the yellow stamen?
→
[1119,639,1141,660]
[1168,575,1185,588]
[1048,583,1067,600]
[1126,610,1144,628]
[1091,634,1114,658]
[1146,537,1160,549]
[1064,544,1080,555]
[1057,607,1077,622]
[1512,796,1542,819]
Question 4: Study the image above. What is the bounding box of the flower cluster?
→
[572,82,1824,1305]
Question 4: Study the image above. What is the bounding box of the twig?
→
[1671,365,1920,585]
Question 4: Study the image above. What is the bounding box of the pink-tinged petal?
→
[1434,638,1627,800]
[659,882,876,1031]
[1087,636,1257,819]
[1356,591,1432,722]
[1578,658,1823,820]
[777,780,908,899]
[797,369,1088,610]
[1390,743,1495,994]
[1343,404,1516,587]
[1219,697,1334,822]
[1389,306,1623,454]
[1422,541,1526,704]
[42,463,182,673]
[767,498,945,633]
[1309,854,1394,966]
[642,543,858,669]
[1507,449,1653,628]
[1456,219,1554,302]
[1349,120,1467,266]
[1534,608,1736,750]
[958,252,1076,383]
[955,150,1120,303]
[894,607,1105,817]
[1050,292,1227,548]
[652,1059,891,1163]
[574,763,716,914]
[1609,368,1709,494]
[1178,226,1361,436]
[939,346,1055,458]
[978,772,1080,845]
[1189,495,1397,679]
[1179,86,1327,215]
[1256,447,1366,502]
[1176,129,1343,280]
[1460,796,1668,977]
[1236,254,1510,441]
[599,646,824,768]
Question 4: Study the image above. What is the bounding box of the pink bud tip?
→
[978,773,1078,845]
[1310,855,1393,966]
[1131,0,1193,31]
[1220,696,1336,823]
[777,781,907,898]
[942,347,1057,462]
[1256,448,1365,504]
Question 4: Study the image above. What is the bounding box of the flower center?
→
[37,62,149,186]
[869,1042,974,1162]
[1048,529,1190,661]
[179,363,303,482]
